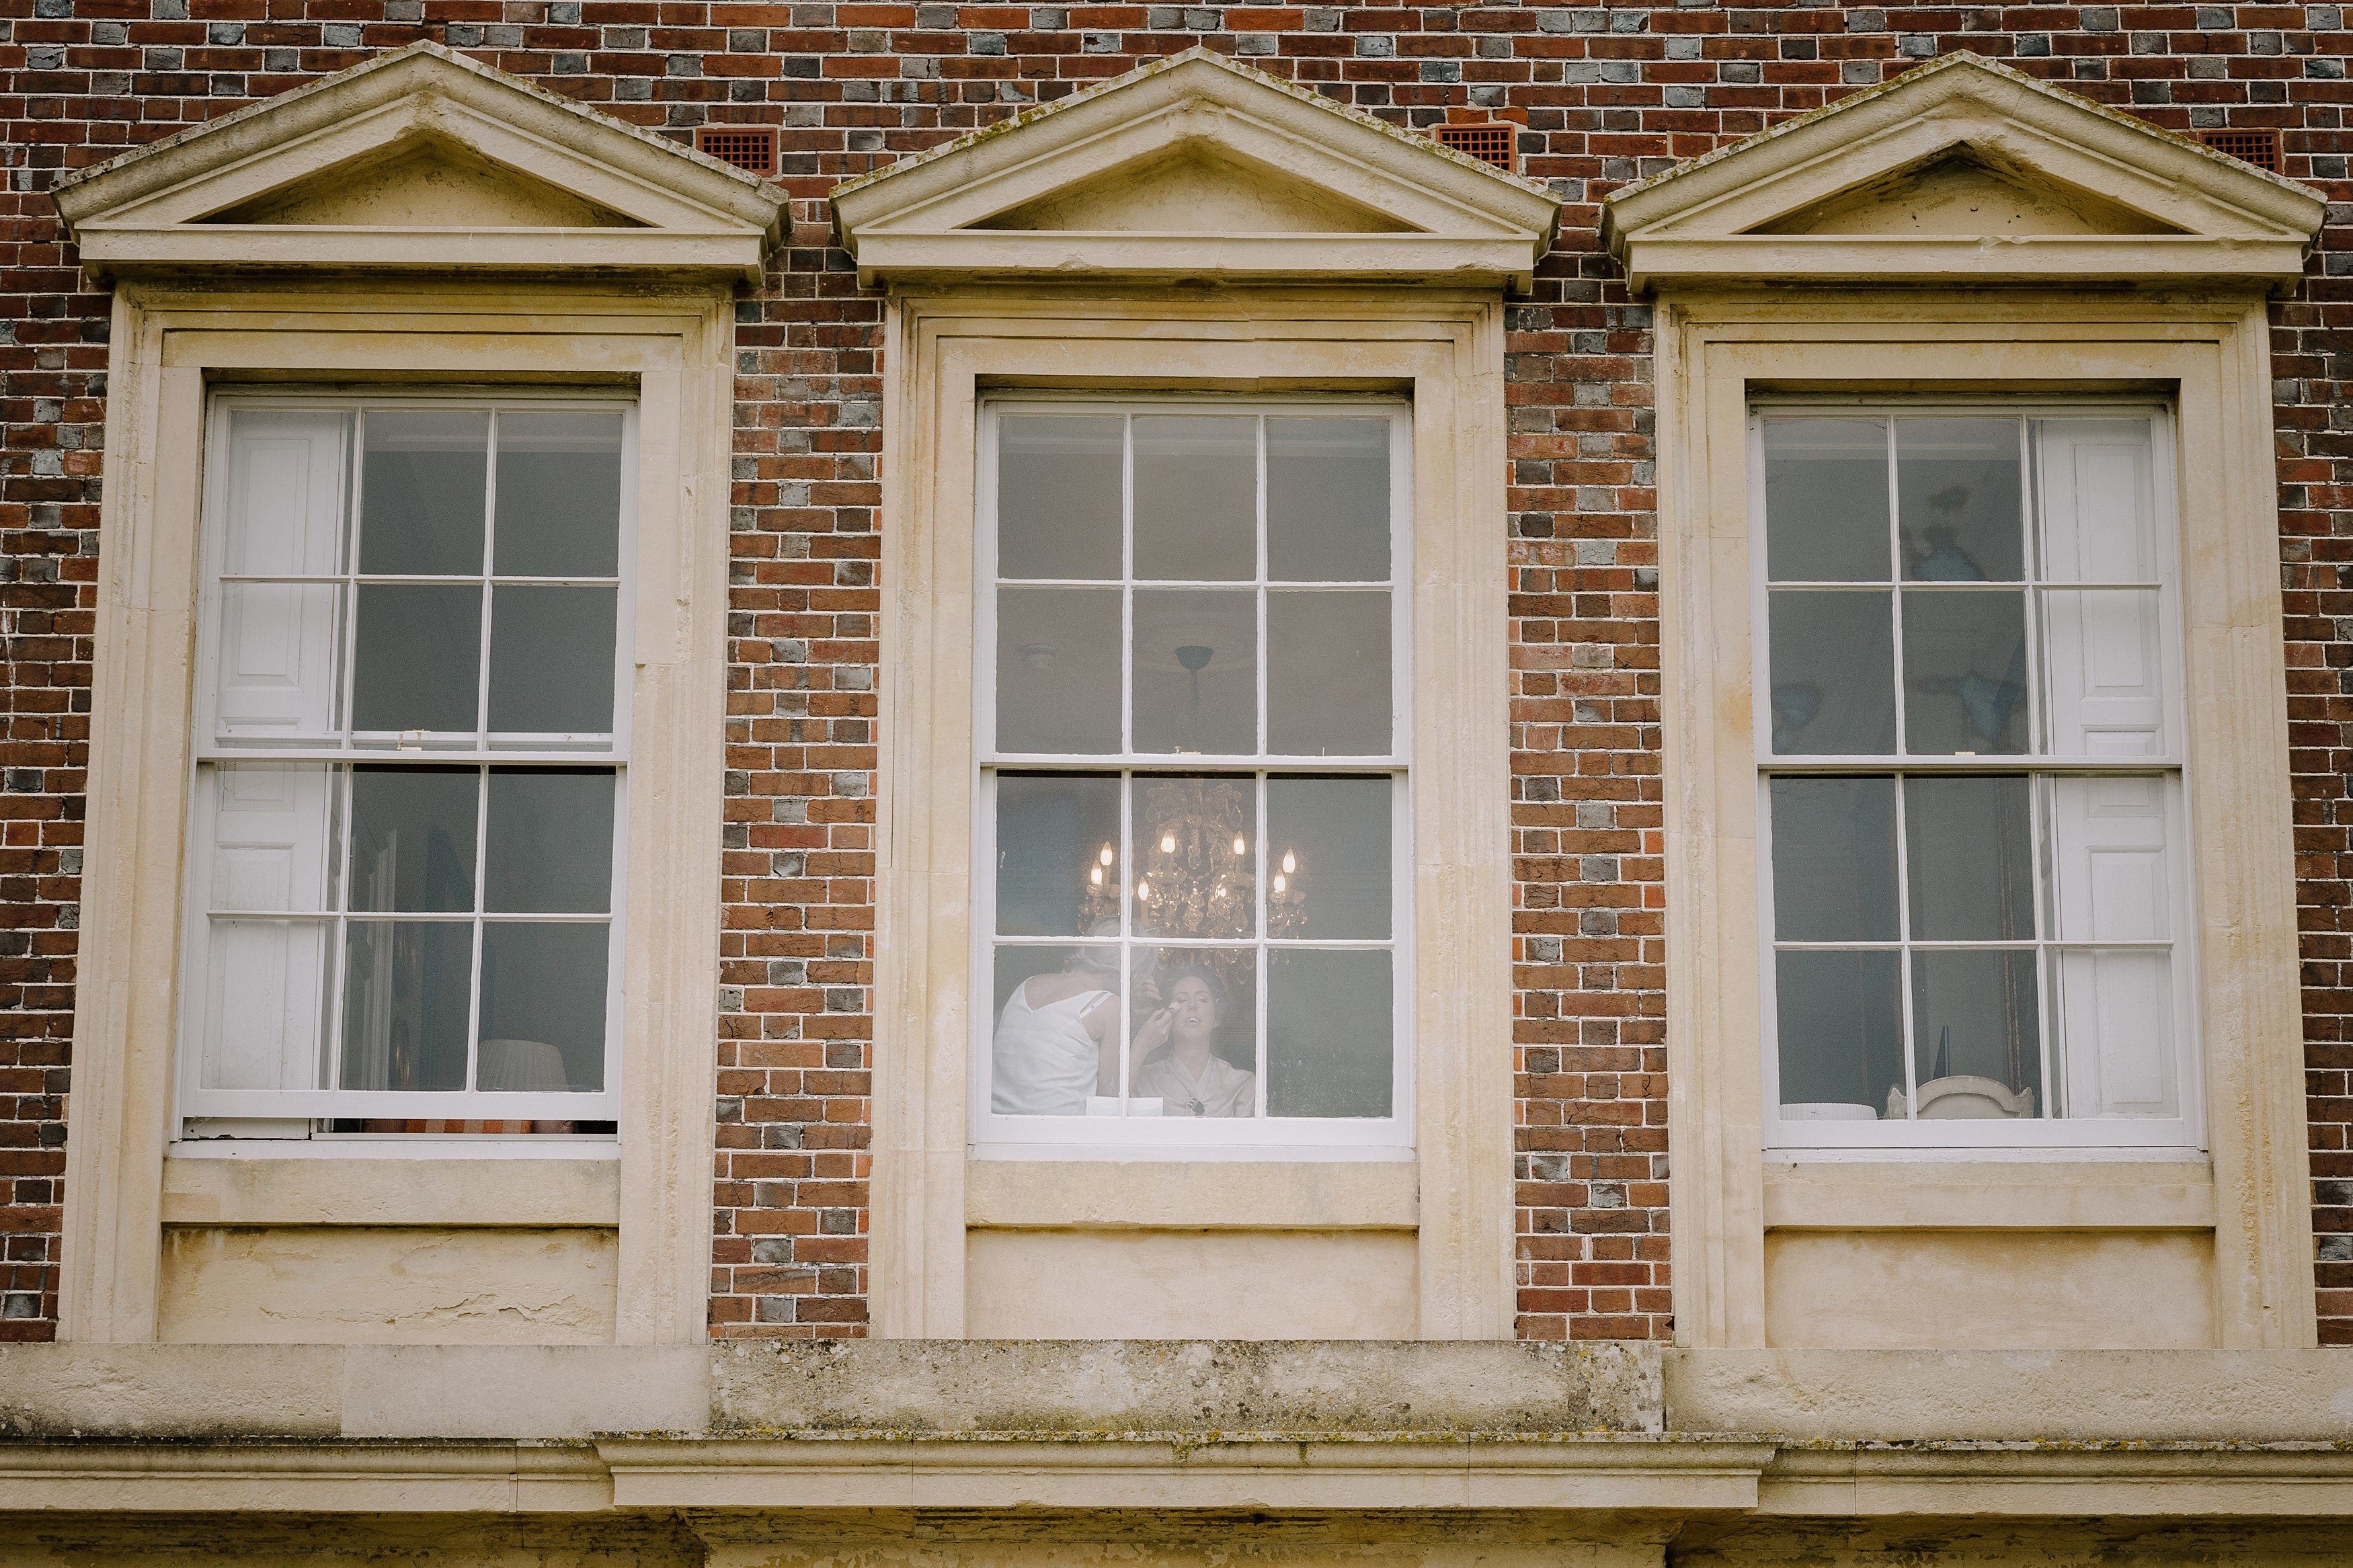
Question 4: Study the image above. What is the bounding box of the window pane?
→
[1775,948,1902,1120]
[352,583,481,733]
[1768,776,1897,942]
[1905,774,2034,941]
[1267,776,1390,939]
[2052,947,2177,1117]
[223,409,347,576]
[214,583,344,743]
[1133,950,1259,1118]
[998,415,1122,581]
[488,584,616,735]
[348,766,477,913]
[2035,419,2157,584]
[2041,587,2167,756]
[995,773,1121,937]
[1762,417,1888,583]
[1131,775,1257,941]
[990,944,1120,1115]
[479,922,608,1092]
[486,769,615,913]
[1767,589,1895,754]
[2045,774,2172,943]
[1133,589,1257,755]
[1901,588,2028,755]
[1907,948,2041,1118]
[201,918,329,1090]
[1133,415,1254,581]
[1268,591,1390,756]
[339,919,472,1091]
[996,587,1121,753]
[1267,948,1391,1118]
[1897,417,2023,581]
[1268,417,1388,581]
[360,410,487,576]
[493,411,623,578]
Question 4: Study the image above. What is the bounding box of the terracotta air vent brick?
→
[1432,122,1517,175]
[2199,128,2280,173]
[695,124,781,179]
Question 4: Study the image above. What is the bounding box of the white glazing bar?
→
[2018,418,2047,767]
[1893,777,1915,1123]
[1256,770,1269,1119]
[337,409,365,743]
[1761,755,2180,774]
[1256,415,1269,768]
[1884,418,1907,759]
[1117,764,1132,1108]
[1121,413,1135,758]
[466,766,490,1094]
[1002,577,1381,589]
[984,754,1398,770]
[1766,577,2156,591]
[472,419,497,740]
[198,747,621,765]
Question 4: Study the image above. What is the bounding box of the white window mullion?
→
[1892,768,1916,1121]
[1121,413,1135,758]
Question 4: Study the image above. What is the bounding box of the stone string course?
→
[1,0,2348,1344]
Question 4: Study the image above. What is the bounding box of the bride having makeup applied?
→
[1128,964,1254,1118]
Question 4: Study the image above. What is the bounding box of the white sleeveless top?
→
[991,981,1112,1116]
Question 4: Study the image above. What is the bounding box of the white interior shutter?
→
[2046,774,2179,1118]
[2035,419,2167,757]
[212,411,349,744]
[196,762,335,1091]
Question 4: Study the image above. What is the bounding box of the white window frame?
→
[969,393,1417,1155]
[176,387,638,1128]
[1751,397,2202,1153]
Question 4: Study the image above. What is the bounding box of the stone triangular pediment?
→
[1601,52,2323,291]
[975,144,1414,236]
[831,47,1559,288]
[1750,149,2185,238]
[54,41,785,282]
[206,134,643,230]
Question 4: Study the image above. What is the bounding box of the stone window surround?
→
[869,290,1517,1337]
[1655,295,2315,1349]
[57,279,735,1344]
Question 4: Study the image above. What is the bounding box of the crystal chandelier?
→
[1080,780,1306,989]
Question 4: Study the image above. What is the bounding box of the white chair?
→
[1886,1075,2035,1120]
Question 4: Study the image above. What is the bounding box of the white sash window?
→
[1756,407,2198,1150]
[182,395,634,1127]
[973,399,1412,1152]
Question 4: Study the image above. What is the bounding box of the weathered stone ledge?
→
[6,1342,2353,1448]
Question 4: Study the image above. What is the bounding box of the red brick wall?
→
[3,1,2350,1344]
